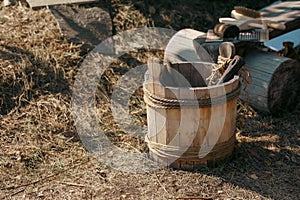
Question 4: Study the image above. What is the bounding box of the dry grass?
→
[0,1,299,199]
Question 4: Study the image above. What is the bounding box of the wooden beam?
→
[27,0,96,8]
[260,1,300,39]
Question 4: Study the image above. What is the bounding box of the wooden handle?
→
[217,55,245,84]
[219,42,236,59]
[266,22,286,30]
[231,10,254,20]
[248,21,285,30]
[214,23,240,38]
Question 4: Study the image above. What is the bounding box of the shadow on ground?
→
[0,44,69,115]
[193,109,300,200]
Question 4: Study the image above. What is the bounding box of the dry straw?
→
[0,1,299,199]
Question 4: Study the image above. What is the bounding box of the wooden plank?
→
[260,1,300,38]
[147,57,164,94]
[27,0,96,8]
[218,83,232,143]
[166,110,181,146]
[147,58,167,145]
[166,109,181,167]
[177,63,192,86]
[150,59,165,98]
[164,28,209,63]
[146,106,157,141]
[165,88,180,147]
[178,88,199,147]
[226,85,238,142]
[207,87,227,146]
[197,107,210,148]
[155,108,167,145]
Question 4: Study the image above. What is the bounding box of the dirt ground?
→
[0,0,299,199]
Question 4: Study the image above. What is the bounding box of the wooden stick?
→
[176,196,213,200]
[217,55,245,84]
[61,182,88,188]
[154,173,170,196]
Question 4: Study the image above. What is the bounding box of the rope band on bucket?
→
[143,84,241,109]
[145,134,235,161]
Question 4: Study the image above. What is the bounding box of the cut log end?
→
[268,59,300,115]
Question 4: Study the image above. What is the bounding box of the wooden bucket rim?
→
[164,61,216,65]
[163,75,239,91]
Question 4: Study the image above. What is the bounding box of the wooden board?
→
[27,0,96,8]
[260,1,300,38]
[162,62,210,87]
[164,29,210,63]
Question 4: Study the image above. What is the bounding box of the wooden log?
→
[241,49,300,114]
[213,23,240,39]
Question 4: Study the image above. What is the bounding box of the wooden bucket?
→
[144,57,241,169]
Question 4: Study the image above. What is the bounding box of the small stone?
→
[250,173,258,180]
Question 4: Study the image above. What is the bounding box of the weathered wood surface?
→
[162,62,210,87]
[27,0,96,8]
[217,55,245,85]
[241,49,300,114]
[144,58,239,169]
[260,1,300,38]
[214,23,240,38]
[164,27,300,114]
[50,4,112,51]
[164,29,210,63]
[219,42,236,59]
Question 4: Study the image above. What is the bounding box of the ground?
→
[0,0,299,199]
